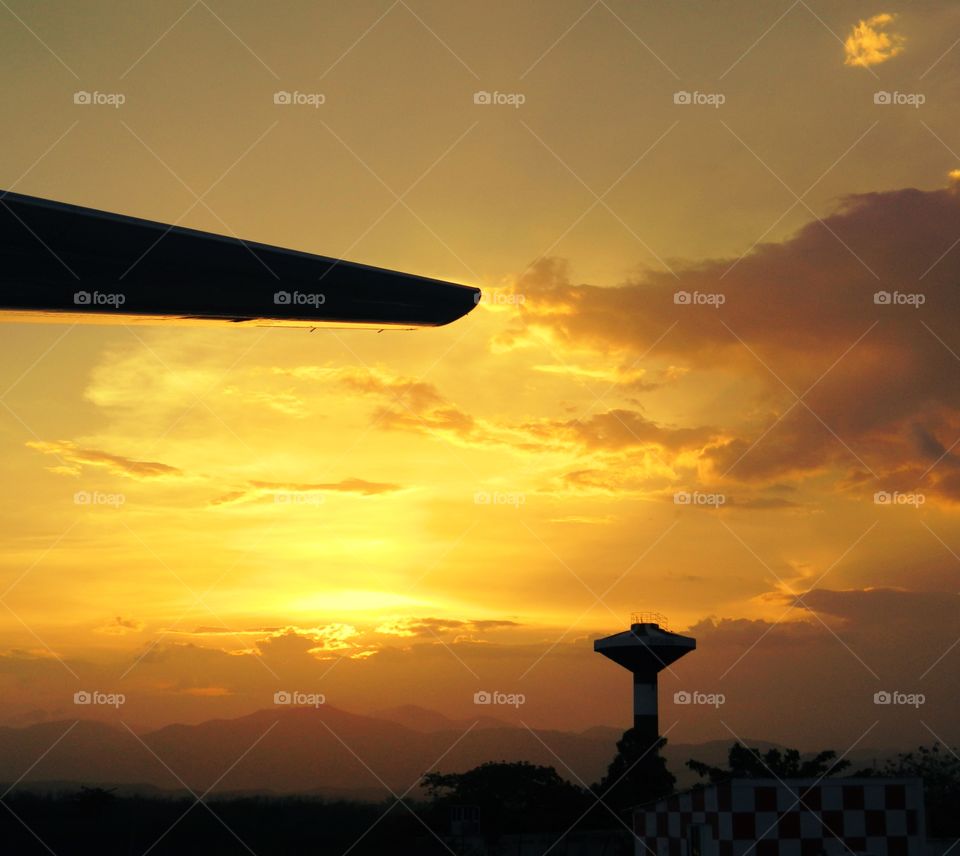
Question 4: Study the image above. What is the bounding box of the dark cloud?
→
[505,184,960,498]
[522,409,718,453]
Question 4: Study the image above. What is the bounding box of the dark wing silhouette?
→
[0,191,480,328]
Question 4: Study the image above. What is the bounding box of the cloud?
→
[95,616,145,636]
[296,364,721,474]
[179,686,233,697]
[505,184,960,500]
[209,478,404,506]
[185,626,284,636]
[375,617,521,637]
[0,591,956,745]
[844,13,905,67]
[256,625,361,659]
[531,363,661,391]
[525,409,719,454]
[793,587,960,635]
[221,387,308,417]
[729,496,802,510]
[26,440,181,480]
[271,365,492,446]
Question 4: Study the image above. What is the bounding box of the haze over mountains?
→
[0,705,893,800]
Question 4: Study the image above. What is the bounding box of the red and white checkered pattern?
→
[634,778,925,856]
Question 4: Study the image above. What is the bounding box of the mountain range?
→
[0,705,890,800]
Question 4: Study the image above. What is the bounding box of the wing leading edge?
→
[0,191,480,328]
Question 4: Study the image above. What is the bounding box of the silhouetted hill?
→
[577,725,623,742]
[372,703,507,732]
[0,708,905,799]
[0,707,616,798]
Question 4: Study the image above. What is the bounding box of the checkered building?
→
[634,778,925,856]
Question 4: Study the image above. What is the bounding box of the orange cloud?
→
[26,440,181,480]
[844,13,905,67]
[256,625,362,658]
[209,478,405,506]
[95,616,145,636]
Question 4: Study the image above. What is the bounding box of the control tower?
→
[594,613,696,747]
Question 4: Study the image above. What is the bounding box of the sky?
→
[1,0,960,757]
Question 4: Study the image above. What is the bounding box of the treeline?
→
[2,737,958,854]
[0,791,452,855]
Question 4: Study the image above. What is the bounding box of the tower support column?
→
[633,672,659,745]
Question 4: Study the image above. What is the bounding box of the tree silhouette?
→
[854,744,960,837]
[592,729,676,812]
[423,760,591,843]
[687,743,850,783]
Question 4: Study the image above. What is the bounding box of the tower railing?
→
[630,612,669,629]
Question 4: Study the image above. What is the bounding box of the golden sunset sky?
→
[1,0,959,752]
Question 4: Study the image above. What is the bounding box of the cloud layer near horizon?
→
[0,587,956,750]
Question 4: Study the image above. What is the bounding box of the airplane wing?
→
[0,191,480,329]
